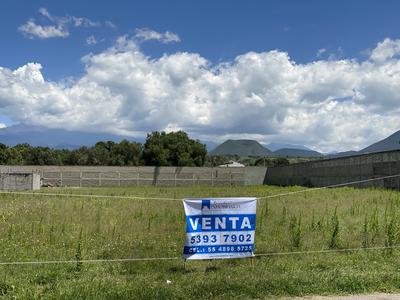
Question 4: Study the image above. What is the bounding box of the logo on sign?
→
[202,200,241,210]
[201,200,211,210]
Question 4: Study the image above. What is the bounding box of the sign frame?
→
[182,198,257,260]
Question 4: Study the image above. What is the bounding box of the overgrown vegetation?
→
[1,185,400,299]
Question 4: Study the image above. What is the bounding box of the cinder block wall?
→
[0,173,40,191]
[267,150,400,189]
[0,166,267,187]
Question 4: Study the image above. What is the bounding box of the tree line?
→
[0,131,208,167]
[0,130,291,167]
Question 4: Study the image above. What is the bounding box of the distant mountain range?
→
[325,130,400,158]
[274,148,324,158]
[265,143,311,152]
[209,140,276,157]
[0,124,144,149]
[208,129,400,159]
[2,124,400,158]
[358,130,400,154]
[0,123,219,152]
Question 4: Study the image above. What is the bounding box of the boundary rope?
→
[0,257,178,265]
[254,245,400,257]
[0,191,178,201]
[1,245,399,265]
[256,173,400,199]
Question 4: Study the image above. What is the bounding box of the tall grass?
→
[0,185,400,299]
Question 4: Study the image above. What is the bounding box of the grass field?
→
[1,185,400,299]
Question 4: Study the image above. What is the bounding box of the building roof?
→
[218,160,245,167]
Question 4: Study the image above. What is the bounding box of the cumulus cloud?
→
[134,28,180,43]
[19,8,100,39]
[85,36,97,46]
[370,38,400,63]
[105,21,117,28]
[2,35,400,152]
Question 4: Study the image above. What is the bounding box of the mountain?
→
[0,123,217,152]
[324,151,358,158]
[323,151,339,155]
[266,143,311,152]
[0,123,145,149]
[274,148,324,158]
[358,130,400,154]
[54,143,87,150]
[208,139,276,157]
[202,140,219,152]
[324,130,400,158]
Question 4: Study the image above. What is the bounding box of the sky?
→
[1,1,400,153]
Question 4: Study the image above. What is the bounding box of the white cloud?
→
[316,48,326,57]
[39,8,54,21]
[19,8,100,39]
[134,28,180,43]
[105,21,117,28]
[72,16,101,27]
[2,36,400,152]
[85,36,97,46]
[369,38,400,63]
[0,123,6,129]
[18,18,70,39]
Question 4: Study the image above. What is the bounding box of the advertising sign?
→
[183,198,257,260]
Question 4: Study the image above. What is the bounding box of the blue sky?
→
[1,1,400,152]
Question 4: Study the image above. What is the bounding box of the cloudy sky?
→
[1,1,400,152]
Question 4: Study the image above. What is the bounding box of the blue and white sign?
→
[183,198,257,260]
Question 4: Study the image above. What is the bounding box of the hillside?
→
[324,129,400,158]
[324,150,358,158]
[358,130,400,154]
[274,148,323,158]
[266,143,311,152]
[208,139,276,157]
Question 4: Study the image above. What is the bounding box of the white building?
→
[218,160,245,167]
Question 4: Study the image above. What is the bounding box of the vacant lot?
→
[0,185,400,299]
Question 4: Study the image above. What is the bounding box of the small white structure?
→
[218,160,245,167]
[0,172,41,191]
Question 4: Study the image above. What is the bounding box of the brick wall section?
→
[267,149,400,189]
[0,166,267,187]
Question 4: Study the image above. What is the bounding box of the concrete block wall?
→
[267,149,400,189]
[0,173,40,191]
[0,166,267,187]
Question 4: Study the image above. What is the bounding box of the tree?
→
[88,144,109,165]
[209,155,227,167]
[143,131,207,166]
[254,157,290,166]
[0,143,8,164]
[70,147,90,165]
[4,148,22,165]
[110,139,142,166]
